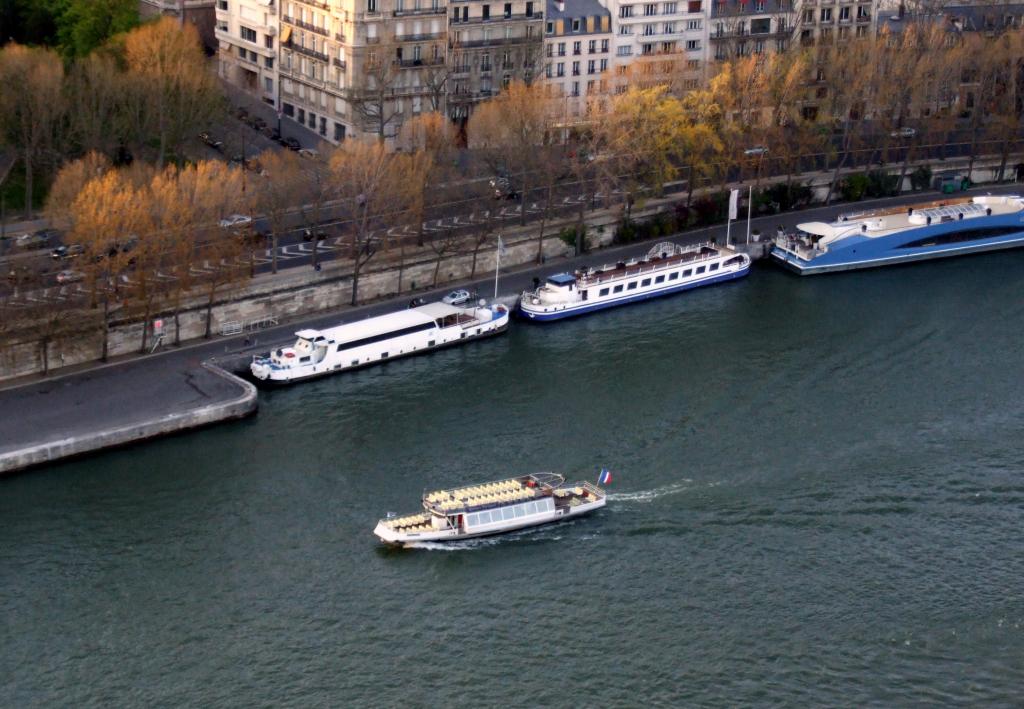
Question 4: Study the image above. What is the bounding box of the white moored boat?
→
[518,241,750,321]
[374,473,607,545]
[250,301,509,384]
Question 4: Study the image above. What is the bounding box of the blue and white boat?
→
[518,241,751,322]
[771,194,1024,275]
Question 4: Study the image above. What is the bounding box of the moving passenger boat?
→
[518,241,750,321]
[771,194,1024,275]
[373,473,607,545]
[250,301,509,383]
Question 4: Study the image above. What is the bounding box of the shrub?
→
[839,173,871,202]
[763,182,814,212]
[866,170,900,197]
[910,165,932,191]
[558,225,587,250]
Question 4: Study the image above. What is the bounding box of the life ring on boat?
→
[284,352,295,358]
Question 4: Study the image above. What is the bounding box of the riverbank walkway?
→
[2,183,1022,475]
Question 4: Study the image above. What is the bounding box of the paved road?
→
[2,184,1023,465]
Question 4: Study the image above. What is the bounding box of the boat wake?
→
[607,480,694,504]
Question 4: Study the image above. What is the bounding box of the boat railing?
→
[773,235,824,261]
[577,242,719,287]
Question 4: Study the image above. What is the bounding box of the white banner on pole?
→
[728,189,739,221]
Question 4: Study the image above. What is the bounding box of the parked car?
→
[51,244,85,260]
[235,106,249,120]
[743,146,770,157]
[14,230,54,249]
[199,131,225,151]
[298,148,319,159]
[489,175,519,200]
[302,227,328,242]
[408,297,428,308]
[890,126,917,138]
[282,137,301,151]
[55,269,84,284]
[219,214,253,229]
[442,289,471,306]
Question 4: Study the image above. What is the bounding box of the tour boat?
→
[373,473,607,545]
[250,301,509,383]
[518,241,751,321]
[770,194,1024,275]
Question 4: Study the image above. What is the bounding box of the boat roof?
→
[299,302,468,343]
[547,273,577,286]
[798,195,1023,245]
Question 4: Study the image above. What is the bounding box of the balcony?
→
[396,31,445,41]
[855,13,871,22]
[455,11,543,24]
[335,32,347,42]
[283,17,331,37]
[393,6,446,16]
[333,57,347,69]
[449,35,539,48]
[290,43,329,61]
[396,57,447,67]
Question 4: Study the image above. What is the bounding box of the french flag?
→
[598,468,612,485]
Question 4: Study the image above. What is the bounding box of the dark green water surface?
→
[4,254,1024,706]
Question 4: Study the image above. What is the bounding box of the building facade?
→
[542,0,613,120]
[215,0,279,106]
[707,0,796,61]
[140,0,218,50]
[795,0,877,46]
[447,0,546,123]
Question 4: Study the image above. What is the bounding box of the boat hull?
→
[518,263,750,322]
[374,497,605,546]
[771,227,1024,275]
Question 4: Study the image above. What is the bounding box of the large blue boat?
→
[771,194,1024,275]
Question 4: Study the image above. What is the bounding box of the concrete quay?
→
[0,361,255,476]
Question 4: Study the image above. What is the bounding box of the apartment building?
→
[595,0,707,92]
[215,0,279,106]
[796,0,877,45]
[707,0,796,60]
[140,0,218,50]
[448,0,546,123]
[542,0,613,120]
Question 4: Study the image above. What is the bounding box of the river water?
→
[4,253,1024,706]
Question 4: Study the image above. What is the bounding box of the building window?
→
[664,1,677,12]
[504,2,512,18]
[820,7,832,21]
[619,24,633,35]
[616,45,632,55]
[600,58,608,70]
[685,39,699,49]
[588,39,596,52]
[572,60,580,75]
[601,39,609,52]
[556,62,565,76]
[572,18,580,30]
[573,41,581,54]
[526,1,534,16]
[619,5,633,17]
[546,20,553,33]
[368,0,376,11]
[240,26,257,42]
[587,59,595,73]
[483,4,490,19]
[644,3,657,15]
[839,6,850,21]
[558,41,565,55]
[687,0,701,10]
[664,21,676,32]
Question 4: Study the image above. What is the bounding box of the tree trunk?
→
[204,285,216,338]
[536,183,554,264]
[432,252,443,287]
[101,296,110,362]
[271,232,279,274]
[40,337,49,376]
[173,306,181,346]
[351,258,363,306]
[23,156,33,218]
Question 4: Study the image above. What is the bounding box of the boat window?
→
[709,263,719,271]
[468,513,478,526]
[613,285,624,293]
[299,356,310,363]
[897,225,1023,249]
[539,498,554,512]
[669,272,679,280]
[655,275,665,283]
[683,269,692,277]
[525,502,537,515]
[599,287,609,296]
[641,278,651,287]
[503,507,515,521]
[514,505,526,518]
[696,265,706,274]
[336,321,435,352]
[627,282,638,290]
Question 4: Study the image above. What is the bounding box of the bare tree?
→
[349,35,406,142]
[252,150,306,274]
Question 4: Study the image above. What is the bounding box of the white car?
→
[743,146,769,157]
[442,289,472,306]
[298,148,319,159]
[219,214,253,229]
[56,269,84,284]
[890,127,917,138]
